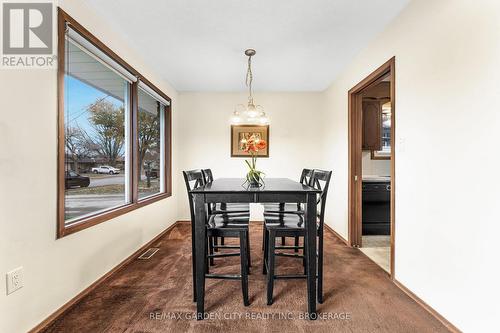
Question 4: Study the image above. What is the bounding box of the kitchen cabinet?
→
[362,100,382,151]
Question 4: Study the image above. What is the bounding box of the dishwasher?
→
[362,180,391,235]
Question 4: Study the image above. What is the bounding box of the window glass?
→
[372,101,391,159]
[64,37,130,223]
[381,104,391,152]
[138,87,165,199]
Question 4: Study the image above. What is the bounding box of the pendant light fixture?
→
[231,49,269,125]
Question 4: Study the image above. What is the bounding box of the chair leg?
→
[205,236,209,274]
[262,228,269,274]
[303,235,307,275]
[281,236,286,246]
[221,237,225,246]
[213,236,219,252]
[208,236,215,266]
[262,224,266,251]
[267,230,276,305]
[294,236,299,253]
[239,230,250,306]
[246,231,252,270]
[191,221,197,302]
[318,230,324,304]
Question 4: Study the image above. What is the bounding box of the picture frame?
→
[231,125,269,157]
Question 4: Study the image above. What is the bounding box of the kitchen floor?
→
[360,236,390,273]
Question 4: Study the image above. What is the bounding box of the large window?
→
[64,33,131,221]
[58,9,171,237]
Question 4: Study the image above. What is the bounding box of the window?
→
[63,32,131,222]
[371,101,391,159]
[58,9,172,237]
[137,85,167,199]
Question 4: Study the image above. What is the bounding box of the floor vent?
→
[138,247,160,260]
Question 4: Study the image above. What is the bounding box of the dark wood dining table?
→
[189,178,321,320]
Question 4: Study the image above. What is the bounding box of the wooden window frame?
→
[57,8,172,238]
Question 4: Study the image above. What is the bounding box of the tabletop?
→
[190,178,321,193]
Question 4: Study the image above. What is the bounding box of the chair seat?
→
[215,202,250,213]
[208,213,250,229]
[263,202,303,213]
[264,212,319,230]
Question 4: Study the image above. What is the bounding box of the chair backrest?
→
[309,169,333,230]
[202,169,213,184]
[276,169,313,211]
[201,169,218,213]
[299,168,314,186]
[292,168,314,210]
[182,169,206,224]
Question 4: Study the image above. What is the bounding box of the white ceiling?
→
[84,0,410,92]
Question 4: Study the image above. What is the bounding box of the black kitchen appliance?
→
[362,180,390,235]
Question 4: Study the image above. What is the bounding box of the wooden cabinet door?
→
[362,100,382,151]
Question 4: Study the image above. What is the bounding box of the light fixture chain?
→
[246,55,253,104]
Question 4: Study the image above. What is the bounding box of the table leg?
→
[305,193,317,318]
[194,193,207,319]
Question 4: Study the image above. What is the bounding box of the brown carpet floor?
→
[42,222,449,333]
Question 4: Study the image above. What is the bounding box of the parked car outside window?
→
[65,171,90,189]
[91,165,121,174]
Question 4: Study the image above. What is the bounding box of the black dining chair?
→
[188,170,250,267]
[261,168,314,251]
[183,169,251,306]
[202,169,251,254]
[262,169,332,305]
[202,169,250,214]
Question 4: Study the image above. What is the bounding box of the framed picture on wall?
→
[231,125,269,157]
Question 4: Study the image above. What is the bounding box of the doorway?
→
[348,57,395,277]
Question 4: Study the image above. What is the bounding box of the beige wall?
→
[0,2,180,333]
[321,0,500,331]
[177,92,324,220]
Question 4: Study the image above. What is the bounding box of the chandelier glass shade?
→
[231,49,269,125]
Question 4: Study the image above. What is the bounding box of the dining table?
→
[189,177,321,320]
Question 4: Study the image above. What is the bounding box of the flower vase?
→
[249,174,260,187]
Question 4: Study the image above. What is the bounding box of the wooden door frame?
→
[348,57,396,278]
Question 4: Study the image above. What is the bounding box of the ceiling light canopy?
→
[231,49,269,125]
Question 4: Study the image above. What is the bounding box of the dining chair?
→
[202,169,250,214]
[261,168,314,251]
[183,169,251,306]
[262,169,332,305]
[202,169,251,264]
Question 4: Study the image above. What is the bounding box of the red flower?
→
[255,140,267,150]
[243,135,266,155]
